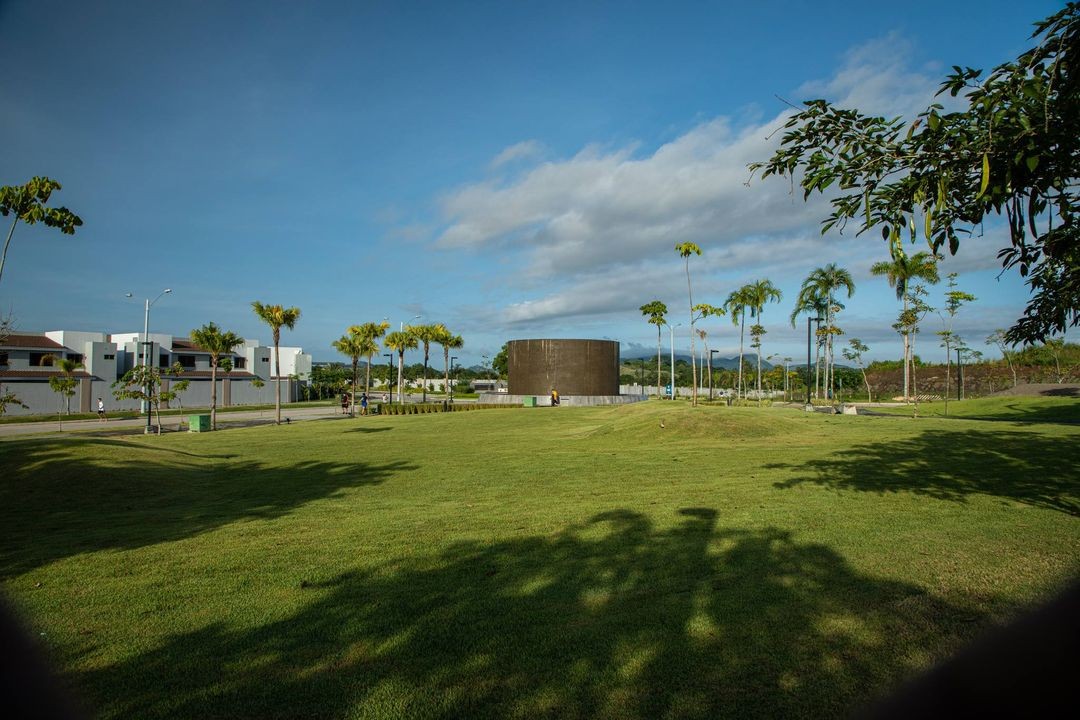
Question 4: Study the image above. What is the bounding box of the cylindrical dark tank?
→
[507,339,620,396]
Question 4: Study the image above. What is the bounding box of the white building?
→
[0,330,313,416]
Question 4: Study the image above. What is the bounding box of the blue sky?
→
[0,0,1066,365]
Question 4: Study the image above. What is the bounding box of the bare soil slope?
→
[992,383,1080,398]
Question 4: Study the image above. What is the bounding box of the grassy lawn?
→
[1,399,1078,718]
[869,394,1080,424]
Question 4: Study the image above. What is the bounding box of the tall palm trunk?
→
[351,358,359,417]
[825,293,834,399]
[210,360,218,430]
[422,344,429,402]
[901,295,911,402]
[814,338,822,399]
[397,351,405,404]
[443,347,451,401]
[273,333,282,425]
[737,310,746,399]
[685,267,698,406]
[910,330,919,414]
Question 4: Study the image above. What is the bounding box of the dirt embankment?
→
[991,383,1080,398]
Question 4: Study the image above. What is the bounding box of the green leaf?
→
[1025,155,1039,172]
[977,153,990,198]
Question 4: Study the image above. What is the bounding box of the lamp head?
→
[164,289,172,294]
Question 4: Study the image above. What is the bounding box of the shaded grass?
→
[1,400,1078,719]
[868,394,1080,424]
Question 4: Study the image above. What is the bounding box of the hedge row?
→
[374,402,519,416]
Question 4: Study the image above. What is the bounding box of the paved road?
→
[0,395,476,439]
[0,405,347,439]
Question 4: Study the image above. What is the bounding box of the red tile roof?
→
[0,334,65,349]
[177,371,257,379]
[0,369,93,379]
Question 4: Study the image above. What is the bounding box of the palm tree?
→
[744,279,783,398]
[435,327,464,401]
[251,301,301,425]
[408,323,444,402]
[724,286,753,399]
[384,330,418,404]
[331,330,366,417]
[795,265,854,399]
[46,355,82,427]
[870,253,938,401]
[675,242,703,405]
[190,322,244,430]
[349,321,390,397]
[789,292,831,398]
[640,300,668,398]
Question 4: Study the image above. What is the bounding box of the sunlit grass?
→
[1,399,1077,718]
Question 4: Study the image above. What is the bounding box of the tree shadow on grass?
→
[957,400,1080,424]
[768,428,1079,516]
[72,509,1002,720]
[0,437,413,578]
[343,426,393,434]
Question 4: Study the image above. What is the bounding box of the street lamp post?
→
[667,323,681,400]
[709,349,719,401]
[959,347,967,403]
[806,316,823,409]
[127,288,172,433]
[783,357,792,402]
[450,356,458,403]
[384,353,393,404]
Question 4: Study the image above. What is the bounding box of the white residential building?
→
[0,330,313,416]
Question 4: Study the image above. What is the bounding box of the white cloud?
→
[424,34,1015,345]
[795,33,950,117]
[489,139,545,170]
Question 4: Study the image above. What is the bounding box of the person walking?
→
[360,392,368,416]
[340,393,350,415]
[97,398,106,423]
[550,389,560,407]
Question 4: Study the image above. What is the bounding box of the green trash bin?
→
[523,396,537,407]
[189,414,211,432]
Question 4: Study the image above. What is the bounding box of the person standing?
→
[97,397,106,422]
[360,392,368,416]
[551,389,560,407]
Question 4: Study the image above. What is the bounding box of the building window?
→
[68,353,83,364]
[176,354,196,369]
[103,354,115,360]
[261,357,270,362]
[159,353,170,368]
[234,357,246,369]
[0,352,7,366]
[30,352,54,366]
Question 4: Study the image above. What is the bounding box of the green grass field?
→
[2,398,1078,719]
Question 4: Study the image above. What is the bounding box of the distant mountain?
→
[621,352,773,371]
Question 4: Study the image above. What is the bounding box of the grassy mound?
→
[1,399,1077,718]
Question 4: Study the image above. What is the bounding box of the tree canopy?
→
[0,176,83,284]
[750,4,1080,345]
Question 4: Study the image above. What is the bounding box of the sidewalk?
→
[0,405,346,439]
